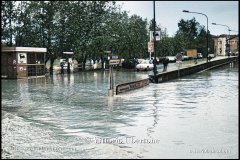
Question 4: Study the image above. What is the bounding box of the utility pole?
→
[153,1,157,82]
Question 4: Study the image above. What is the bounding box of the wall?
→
[150,57,238,83]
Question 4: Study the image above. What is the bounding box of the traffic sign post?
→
[108,66,114,96]
[148,30,160,59]
[148,42,154,52]
[176,53,183,62]
[176,53,183,78]
[150,31,160,41]
[108,59,120,96]
[109,59,120,65]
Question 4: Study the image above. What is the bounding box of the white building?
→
[213,34,239,56]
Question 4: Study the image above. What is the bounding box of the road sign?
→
[109,59,120,65]
[104,51,111,54]
[148,42,154,52]
[176,53,183,61]
[150,31,160,41]
[63,52,73,54]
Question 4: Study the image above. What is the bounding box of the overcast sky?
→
[116,1,238,37]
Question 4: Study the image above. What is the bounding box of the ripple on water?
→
[1,64,238,159]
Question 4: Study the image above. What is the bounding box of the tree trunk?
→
[82,55,87,71]
[50,56,54,75]
[101,55,104,69]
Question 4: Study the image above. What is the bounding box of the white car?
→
[166,56,176,62]
[182,55,190,60]
[208,54,215,58]
[197,53,203,58]
[136,60,154,71]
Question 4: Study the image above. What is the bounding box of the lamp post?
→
[212,23,231,56]
[212,23,231,35]
[153,1,157,79]
[40,7,46,48]
[229,29,238,33]
[183,10,209,62]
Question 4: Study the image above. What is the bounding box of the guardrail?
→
[116,78,150,95]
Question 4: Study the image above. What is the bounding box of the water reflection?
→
[146,89,159,139]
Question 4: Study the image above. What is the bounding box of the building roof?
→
[228,35,239,40]
[1,47,47,53]
[212,34,238,40]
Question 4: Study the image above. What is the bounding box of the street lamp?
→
[153,1,157,79]
[229,29,238,33]
[183,10,209,62]
[212,23,231,56]
[212,23,231,35]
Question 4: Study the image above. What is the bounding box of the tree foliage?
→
[1,1,214,68]
[175,17,214,56]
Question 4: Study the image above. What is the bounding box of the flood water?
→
[1,62,238,159]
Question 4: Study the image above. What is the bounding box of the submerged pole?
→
[108,66,114,96]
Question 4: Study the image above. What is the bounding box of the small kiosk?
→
[1,47,47,79]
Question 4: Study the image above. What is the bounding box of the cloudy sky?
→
[116,1,238,37]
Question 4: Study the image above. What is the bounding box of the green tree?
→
[1,1,150,71]
[1,1,16,46]
[176,18,199,50]
[175,17,214,56]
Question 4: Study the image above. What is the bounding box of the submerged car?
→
[136,59,154,71]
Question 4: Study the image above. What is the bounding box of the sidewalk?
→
[158,56,229,73]
[149,56,237,83]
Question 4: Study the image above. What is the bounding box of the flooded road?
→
[2,62,238,159]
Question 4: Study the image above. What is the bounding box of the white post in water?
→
[108,66,114,96]
[176,53,183,79]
